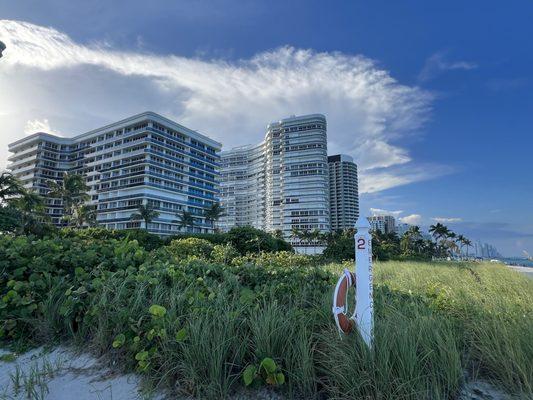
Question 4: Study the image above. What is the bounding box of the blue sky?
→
[0,0,531,256]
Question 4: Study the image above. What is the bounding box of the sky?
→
[0,0,531,256]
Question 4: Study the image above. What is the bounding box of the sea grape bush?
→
[243,357,285,387]
[0,233,330,344]
[167,237,215,259]
[57,226,293,254]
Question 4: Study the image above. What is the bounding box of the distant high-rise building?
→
[8,112,221,234]
[474,241,501,258]
[219,114,330,246]
[395,222,411,237]
[328,154,359,231]
[368,215,396,235]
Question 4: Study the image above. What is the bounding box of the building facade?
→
[368,215,396,235]
[219,114,330,246]
[328,154,359,231]
[218,142,266,231]
[395,222,412,237]
[8,112,221,234]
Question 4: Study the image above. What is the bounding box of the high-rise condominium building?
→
[328,154,359,231]
[219,114,330,245]
[395,222,411,237]
[368,215,396,235]
[8,112,221,234]
[218,142,266,231]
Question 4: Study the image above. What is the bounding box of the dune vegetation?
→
[1,231,532,399]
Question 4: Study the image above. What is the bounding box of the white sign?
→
[354,217,373,347]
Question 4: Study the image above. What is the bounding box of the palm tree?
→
[429,223,452,258]
[175,210,195,232]
[72,205,97,228]
[290,227,301,247]
[310,228,322,254]
[456,234,467,257]
[273,229,284,239]
[130,204,160,229]
[0,172,25,203]
[204,202,224,231]
[300,229,311,255]
[47,173,89,222]
[8,190,49,234]
[441,238,460,257]
[429,223,449,243]
[463,238,473,258]
[401,225,423,255]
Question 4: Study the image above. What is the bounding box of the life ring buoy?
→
[332,268,356,334]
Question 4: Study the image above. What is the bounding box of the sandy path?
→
[0,347,165,400]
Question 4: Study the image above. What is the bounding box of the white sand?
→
[0,347,284,400]
[507,264,533,279]
[0,347,166,400]
[458,380,513,400]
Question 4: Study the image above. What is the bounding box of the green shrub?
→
[226,226,292,254]
[323,234,354,261]
[211,243,239,264]
[233,251,316,268]
[167,237,215,259]
[58,227,164,251]
[166,232,228,245]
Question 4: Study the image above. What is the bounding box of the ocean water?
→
[500,258,533,268]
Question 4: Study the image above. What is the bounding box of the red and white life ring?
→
[332,269,356,334]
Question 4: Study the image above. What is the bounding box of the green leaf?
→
[243,365,256,386]
[0,353,17,362]
[239,288,256,305]
[148,304,167,318]
[275,372,285,385]
[260,357,277,374]
[112,333,126,348]
[135,350,149,361]
[175,328,187,342]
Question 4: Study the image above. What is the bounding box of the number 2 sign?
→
[354,218,373,348]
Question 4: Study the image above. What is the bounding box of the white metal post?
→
[354,217,374,348]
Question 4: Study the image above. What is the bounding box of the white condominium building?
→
[8,112,221,234]
[219,114,330,245]
[328,154,359,231]
[368,215,396,235]
[218,142,267,231]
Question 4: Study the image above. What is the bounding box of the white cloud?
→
[370,210,422,226]
[0,19,445,192]
[370,208,403,217]
[419,51,478,82]
[399,214,422,225]
[24,119,61,136]
[359,163,454,193]
[431,217,463,223]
